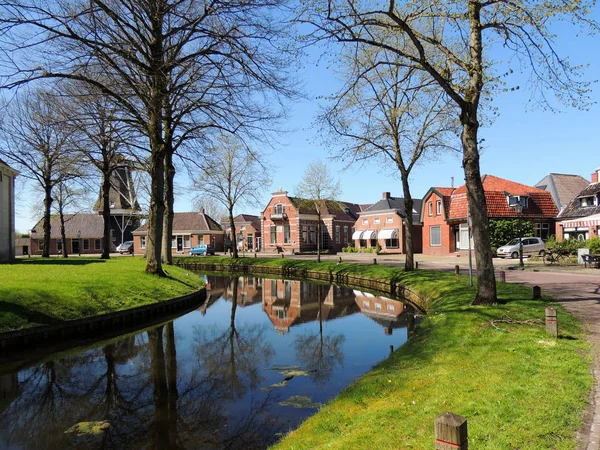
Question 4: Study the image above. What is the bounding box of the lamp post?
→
[77,230,81,257]
[513,204,524,268]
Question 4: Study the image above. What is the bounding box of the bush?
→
[584,236,600,254]
[489,219,535,249]
[342,244,357,253]
[548,237,585,255]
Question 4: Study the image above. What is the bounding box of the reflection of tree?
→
[294,292,345,385]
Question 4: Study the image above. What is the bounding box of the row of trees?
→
[1,0,596,304]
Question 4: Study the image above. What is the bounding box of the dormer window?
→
[507,195,528,209]
[581,196,597,207]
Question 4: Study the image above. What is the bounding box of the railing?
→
[270,206,287,220]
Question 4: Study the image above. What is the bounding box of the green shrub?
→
[489,219,535,249]
[584,236,600,254]
[550,237,585,255]
[342,244,358,253]
[375,243,382,254]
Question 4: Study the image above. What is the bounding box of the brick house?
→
[222,214,262,252]
[260,189,364,253]
[421,175,558,256]
[0,159,18,263]
[555,167,600,241]
[352,192,423,254]
[132,210,225,254]
[30,214,106,255]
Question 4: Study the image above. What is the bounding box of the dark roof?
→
[134,212,223,234]
[233,214,260,229]
[363,197,423,221]
[93,166,141,212]
[31,214,105,239]
[535,173,590,212]
[558,182,600,218]
[288,197,362,222]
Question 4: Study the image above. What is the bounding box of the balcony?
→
[270,205,287,221]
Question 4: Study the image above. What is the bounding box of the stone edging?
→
[0,289,206,354]
[176,261,430,313]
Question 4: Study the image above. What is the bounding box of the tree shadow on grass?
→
[0,301,63,329]
[13,258,107,266]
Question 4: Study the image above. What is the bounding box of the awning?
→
[362,230,377,239]
[559,213,600,228]
[378,229,398,240]
[351,230,363,240]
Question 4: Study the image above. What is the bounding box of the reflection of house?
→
[352,192,422,253]
[421,175,558,256]
[261,189,365,253]
[132,209,225,254]
[0,159,18,263]
[555,167,600,241]
[30,214,105,255]
[223,214,262,252]
[262,279,358,333]
[225,276,263,306]
[353,290,411,335]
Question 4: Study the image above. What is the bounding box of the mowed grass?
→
[0,257,204,333]
[174,256,592,449]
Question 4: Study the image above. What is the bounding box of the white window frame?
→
[374,218,380,224]
[386,217,393,223]
[140,236,146,249]
[436,200,442,215]
[428,202,433,216]
[362,218,368,225]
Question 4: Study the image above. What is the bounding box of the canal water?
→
[0,275,418,449]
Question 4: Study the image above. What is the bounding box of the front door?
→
[177,236,183,252]
[72,240,80,254]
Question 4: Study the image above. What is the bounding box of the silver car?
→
[496,237,546,259]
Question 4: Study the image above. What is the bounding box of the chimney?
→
[451,177,454,188]
[593,168,600,184]
[383,192,390,199]
[200,208,205,214]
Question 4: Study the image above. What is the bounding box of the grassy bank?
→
[0,257,204,333]
[175,256,592,449]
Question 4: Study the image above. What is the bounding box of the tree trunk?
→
[165,322,178,442]
[59,203,68,258]
[42,184,52,257]
[229,209,238,259]
[148,325,169,449]
[400,175,414,271]
[101,168,112,259]
[146,147,166,275]
[316,211,321,263]
[162,151,175,265]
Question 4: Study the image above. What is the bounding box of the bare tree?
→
[321,49,458,271]
[295,161,341,263]
[300,0,598,303]
[192,135,271,259]
[0,0,298,275]
[0,90,80,257]
[52,179,88,258]
[193,197,228,224]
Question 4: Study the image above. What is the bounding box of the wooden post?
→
[338,256,342,263]
[455,265,460,281]
[281,253,284,259]
[533,285,541,299]
[435,412,468,449]
[499,271,506,283]
[254,253,257,258]
[373,258,377,265]
[546,306,558,337]
[415,261,419,269]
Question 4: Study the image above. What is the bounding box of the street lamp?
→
[77,230,81,256]
[512,203,524,269]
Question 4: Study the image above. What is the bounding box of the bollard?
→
[373,258,377,265]
[281,253,284,259]
[455,265,460,281]
[415,261,419,269]
[545,306,558,337]
[533,285,541,299]
[338,256,342,263]
[254,253,257,258]
[499,271,506,283]
[435,412,468,449]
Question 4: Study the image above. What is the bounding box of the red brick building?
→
[352,192,422,254]
[222,214,262,252]
[132,210,224,254]
[30,214,106,255]
[260,189,364,253]
[421,175,558,256]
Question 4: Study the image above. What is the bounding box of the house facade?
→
[555,167,600,241]
[132,210,225,254]
[260,190,363,253]
[222,214,262,252]
[0,159,18,263]
[421,176,558,256]
[30,214,106,255]
[352,192,423,254]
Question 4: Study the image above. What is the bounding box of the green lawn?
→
[174,256,592,450]
[0,257,204,333]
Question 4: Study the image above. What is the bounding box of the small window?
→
[428,202,433,216]
[387,304,395,312]
[343,226,348,243]
[83,239,90,250]
[386,217,393,223]
[94,239,101,250]
[430,226,441,246]
[363,301,370,308]
[374,218,380,224]
[375,303,382,310]
[335,226,340,243]
[436,200,442,215]
[140,236,146,249]
[362,219,368,225]
[57,240,63,252]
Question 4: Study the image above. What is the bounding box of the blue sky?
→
[14,8,600,232]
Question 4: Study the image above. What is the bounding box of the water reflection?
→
[0,275,418,449]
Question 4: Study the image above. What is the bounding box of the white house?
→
[0,159,18,263]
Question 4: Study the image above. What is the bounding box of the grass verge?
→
[0,257,204,333]
[174,256,592,449]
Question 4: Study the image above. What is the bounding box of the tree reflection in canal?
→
[0,275,418,449]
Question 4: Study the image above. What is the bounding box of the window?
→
[271,279,278,298]
[385,238,399,249]
[184,235,191,248]
[428,202,433,216]
[283,224,291,244]
[534,223,550,241]
[335,226,340,243]
[273,203,285,214]
[362,218,368,225]
[363,301,370,308]
[343,226,348,243]
[83,239,90,250]
[302,225,308,243]
[387,304,395,312]
[284,280,292,300]
[375,303,382,310]
[374,218,380,224]
[140,236,146,249]
[95,239,102,250]
[430,226,441,246]
[309,226,315,244]
[386,217,393,223]
[270,225,277,244]
[436,200,442,215]
[581,196,597,207]
[359,239,367,248]
[57,239,62,252]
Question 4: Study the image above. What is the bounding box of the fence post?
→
[339,256,342,263]
[435,412,468,449]
[455,265,460,281]
[533,286,541,299]
[545,306,558,337]
[281,253,284,259]
[415,261,419,269]
[499,271,506,283]
[373,258,377,265]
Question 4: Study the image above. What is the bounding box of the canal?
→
[0,274,419,449]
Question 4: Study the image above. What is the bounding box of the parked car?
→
[116,241,134,254]
[496,237,546,259]
[188,244,215,256]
